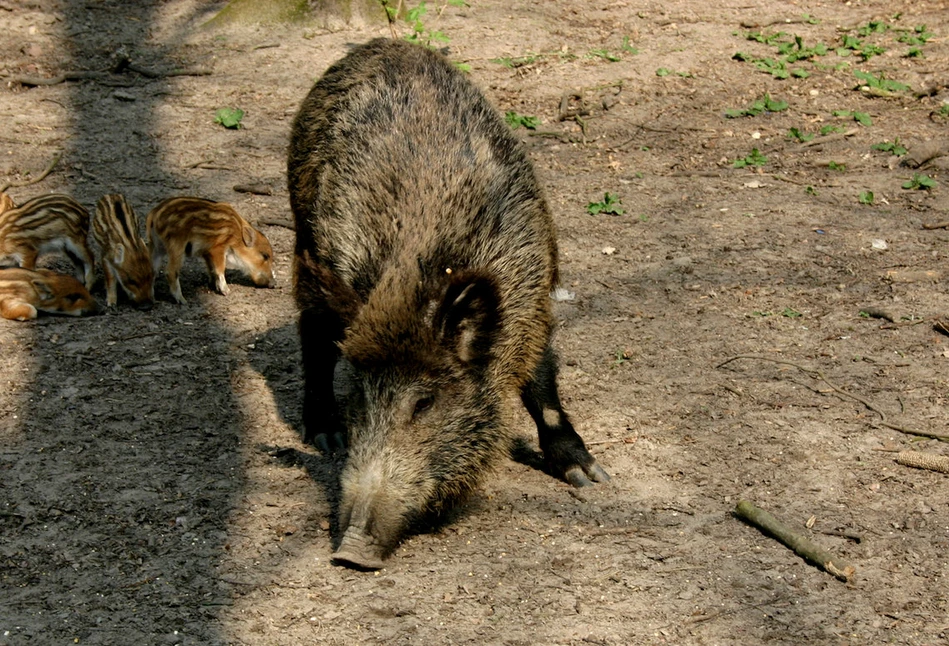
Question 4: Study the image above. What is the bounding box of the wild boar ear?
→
[435,271,501,366]
[30,279,54,301]
[241,224,256,248]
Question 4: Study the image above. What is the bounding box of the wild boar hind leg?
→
[521,345,611,487]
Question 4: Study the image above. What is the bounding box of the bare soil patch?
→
[1,1,948,644]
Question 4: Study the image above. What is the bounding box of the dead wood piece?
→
[8,70,103,87]
[797,128,859,149]
[896,451,949,474]
[259,218,294,230]
[0,151,62,193]
[233,183,273,196]
[718,354,949,443]
[921,221,949,230]
[814,528,863,543]
[735,500,855,583]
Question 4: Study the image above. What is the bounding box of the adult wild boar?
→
[288,38,609,570]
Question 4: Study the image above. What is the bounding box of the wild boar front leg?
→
[299,306,346,453]
[102,264,119,307]
[521,345,611,488]
[65,245,96,291]
[203,248,229,296]
[165,250,187,304]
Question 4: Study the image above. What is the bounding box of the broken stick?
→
[735,500,855,583]
[896,451,949,475]
[0,151,62,193]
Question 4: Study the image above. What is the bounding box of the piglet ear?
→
[435,270,501,366]
[112,243,126,266]
[241,224,256,248]
[30,279,54,301]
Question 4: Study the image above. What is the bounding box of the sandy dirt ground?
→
[1,0,949,644]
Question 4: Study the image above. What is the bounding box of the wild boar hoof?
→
[331,529,386,571]
[313,431,346,454]
[565,462,611,488]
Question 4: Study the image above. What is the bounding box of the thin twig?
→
[797,128,859,149]
[0,151,62,193]
[922,221,949,230]
[7,70,104,86]
[718,354,949,442]
[259,218,294,230]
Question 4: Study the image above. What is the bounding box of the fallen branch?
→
[922,221,949,230]
[7,70,103,86]
[233,183,273,196]
[896,450,949,474]
[259,218,294,230]
[125,63,212,79]
[0,151,62,193]
[797,128,859,149]
[718,354,949,442]
[735,500,855,583]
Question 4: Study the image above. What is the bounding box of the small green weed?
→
[732,148,768,168]
[402,2,450,48]
[588,49,622,62]
[504,111,540,130]
[621,36,639,54]
[902,173,936,190]
[832,109,872,126]
[778,35,828,62]
[871,139,907,156]
[896,25,934,46]
[854,70,910,93]
[788,127,814,143]
[725,94,788,118]
[857,20,890,37]
[828,161,846,171]
[819,125,842,136]
[745,30,787,45]
[214,107,244,129]
[781,307,802,318]
[587,193,625,215]
[859,191,874,204]
[490,54,541,68]
[805,186,818,195]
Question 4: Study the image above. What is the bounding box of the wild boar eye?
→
[412,395,434,418]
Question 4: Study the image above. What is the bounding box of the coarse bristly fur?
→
[145,196,275,304]
[0,193,96,290]
[92,194,155,309]
[289,38,607,570]
[0,267,100,320]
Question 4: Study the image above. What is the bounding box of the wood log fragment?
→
[896,451,949,474]
[735,500,855,583]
